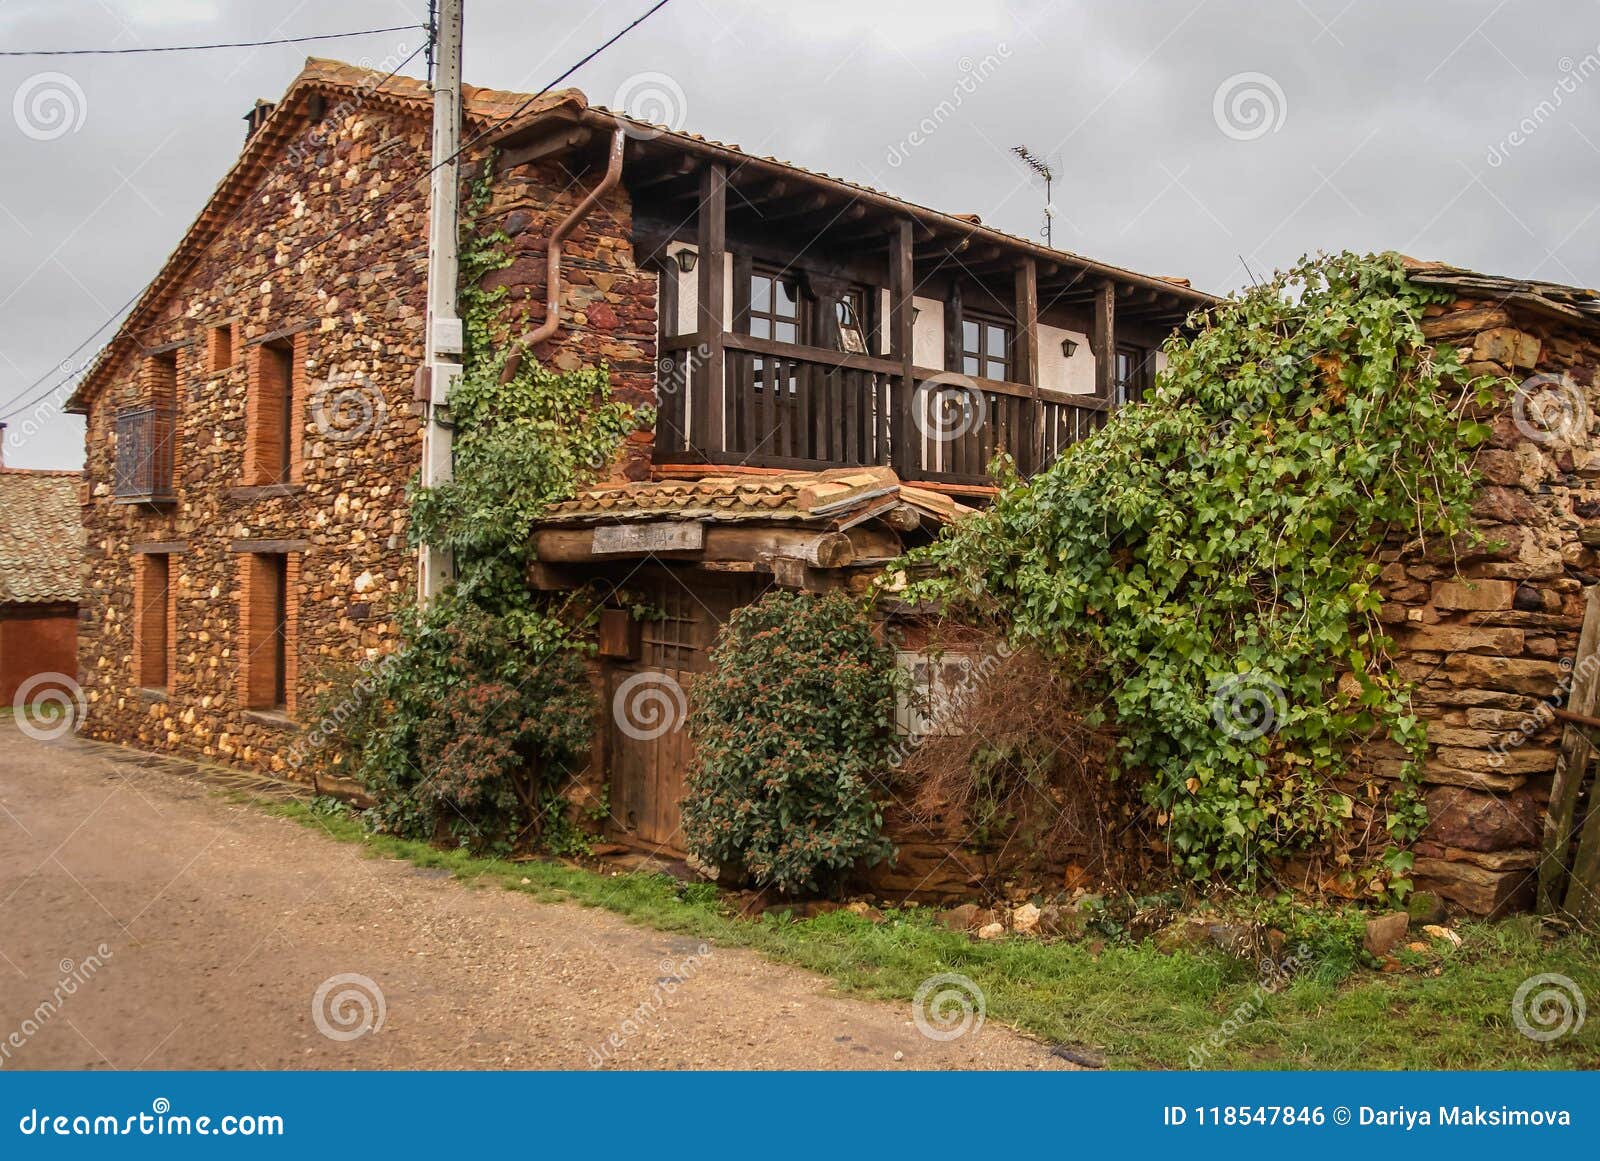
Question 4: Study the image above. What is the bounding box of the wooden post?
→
[1092,279,1116,402]
[890,217,916,477]
[1543,587,1600,913]
[1014,257,1039,475]
[694,162,727,458]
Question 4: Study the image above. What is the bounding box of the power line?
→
[0,25,428,57]
[0,0,677,423]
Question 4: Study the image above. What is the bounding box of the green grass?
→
[267,799,1600,1070]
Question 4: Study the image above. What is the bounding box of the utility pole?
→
[418,0,463,605]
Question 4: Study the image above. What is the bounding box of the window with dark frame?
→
[961,313,1014,382]
[1114,344,1155,406]
[746,266,803,344]
[270,555,288,709]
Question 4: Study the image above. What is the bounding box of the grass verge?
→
[268,799,1599,1070]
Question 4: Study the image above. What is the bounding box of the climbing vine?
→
[902,252,1495,888]
[313,157,636,853]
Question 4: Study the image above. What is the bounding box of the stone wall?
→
[477,148,659,482]
[1365,295,1600,915]
[78,97,433,778]
[77,106,663,789]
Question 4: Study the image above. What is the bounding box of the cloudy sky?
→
[2,0,1597,469]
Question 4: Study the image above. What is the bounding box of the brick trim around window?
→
[131,552,176,692]
[242,332,307,486]
[237,550,299,714]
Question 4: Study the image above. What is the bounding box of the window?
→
[1114,344,1154,406]
[894,651,979,739]
[747,267,803,343]
[134,554,171,690]
[207,323,234,374]
[245,337,298,485]
[240,552,294,712]
[115,351,178,502]
[961,314,1014,382]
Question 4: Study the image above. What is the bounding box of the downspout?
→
[501,127,627,382]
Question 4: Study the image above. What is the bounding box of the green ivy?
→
[308,157,635,852]
[681,591,898,895]
[903,252,1494,885]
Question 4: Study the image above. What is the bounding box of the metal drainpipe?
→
[501,127,627,381]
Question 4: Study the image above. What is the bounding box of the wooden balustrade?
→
[114,405,176,503]
[655,332,1112,487]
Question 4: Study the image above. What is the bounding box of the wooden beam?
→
[497,125,593,172]
[1014,257,1040,476]
[1092,280,1116,400]
[630,155,697,190]
[1545,587,1600,913]
[694,163,727,457]
[890,217,916,478]
[758,192,829,223]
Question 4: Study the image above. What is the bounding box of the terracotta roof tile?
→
[0,470,84,605]
[541,466,970,529]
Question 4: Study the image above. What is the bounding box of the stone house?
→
[0,442,83,707]
[68,57,1204,796]
[75,60,1600,915]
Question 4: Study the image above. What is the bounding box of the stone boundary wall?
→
[1365,293,1600,914]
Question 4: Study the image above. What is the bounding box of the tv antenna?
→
[1012,145,1055,247]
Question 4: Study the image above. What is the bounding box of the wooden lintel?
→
[498,126,593,172]
[228,538,308,553]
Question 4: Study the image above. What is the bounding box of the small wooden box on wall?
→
[598,608,641,660]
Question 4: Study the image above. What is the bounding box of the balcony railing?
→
[655,334,1111,487]
[114,404,176,503]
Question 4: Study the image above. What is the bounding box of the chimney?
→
[242,99,276,141]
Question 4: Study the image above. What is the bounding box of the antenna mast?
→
[1011,145,1055,247]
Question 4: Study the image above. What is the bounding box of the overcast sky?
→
[2,0,1597,469]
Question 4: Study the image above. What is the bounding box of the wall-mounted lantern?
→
[675,249,698,273]
[1061,337,1079,358]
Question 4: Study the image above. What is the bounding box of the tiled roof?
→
[542,466,971,529]
[1404,257,1600,332]
[0,470,84,605]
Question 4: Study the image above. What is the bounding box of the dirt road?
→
[0,721,1060,1070]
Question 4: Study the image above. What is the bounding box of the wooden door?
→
[606,576,761,853]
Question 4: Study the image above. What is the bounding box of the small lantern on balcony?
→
[1061,337,1079,358]
[674,249,698,273]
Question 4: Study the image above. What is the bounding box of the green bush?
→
[904,252,1496,887]
[681,591,897,894]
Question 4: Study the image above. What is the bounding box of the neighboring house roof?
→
[542,466,971,531]
[0,470,84,605]
[1404,257,1600,334]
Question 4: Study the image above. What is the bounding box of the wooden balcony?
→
[654,332,1111,487]
[114,404,176,503]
